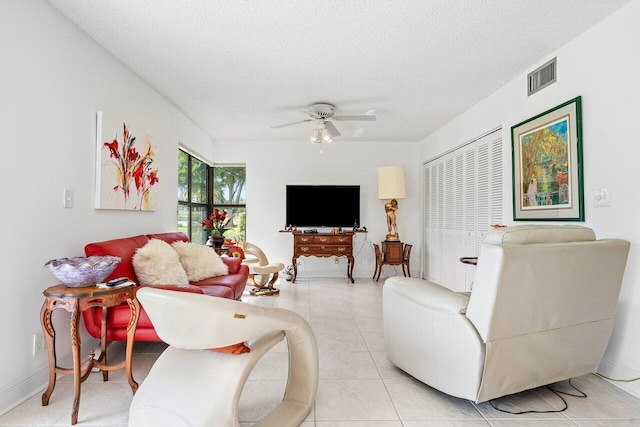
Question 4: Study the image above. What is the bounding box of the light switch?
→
[63,189,74,208]
[594,188,610,207]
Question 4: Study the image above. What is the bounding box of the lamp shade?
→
[378,166,406,200]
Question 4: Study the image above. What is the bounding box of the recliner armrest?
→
[384,277,470,314]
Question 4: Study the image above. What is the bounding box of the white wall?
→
[212,140,420,280]
[0,0,213,413]
[419,0,640,396]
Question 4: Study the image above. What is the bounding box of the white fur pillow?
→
[171,241,229,282]
[132,239,189,285]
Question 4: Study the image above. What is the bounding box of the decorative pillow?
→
[132,239,189,285]
[209,342,251,354]
[171,241,229,282]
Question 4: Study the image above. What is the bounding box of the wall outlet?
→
[594,188,610,207]
[334,257,339,264]
[33,331,45,356]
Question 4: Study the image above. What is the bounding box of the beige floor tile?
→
[403,421,491,426]
[581,374,640,409]
[345,293,382,307]
[244,296,277,307]
[319,351,379,380]
[574,420,640,426]
[489,421,577,426]
[314,330,368,353]
[384,377,484,420]
[370,351,413,379]
[316,422,403,426]
[274,289,311,301]
[349,302,384,319]
[541,378,640,420]
[247,350,289,381]
[53,382,133,425]
[0,383,73,426]
[353,315,384,333]
[315,379,399,421]
[361,331,386,352]
[310,300,353,319]
[237,379,287,423]
[311,317,359,333]
[474,387,571,420]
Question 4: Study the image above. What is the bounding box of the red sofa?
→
[83,232,249,342]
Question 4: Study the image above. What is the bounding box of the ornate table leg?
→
[347,256,355,283]
[100,305,109,382]
[125,296,140,393]
[292,256,298,283]
[70,299,81,425]
[40,300,56,406]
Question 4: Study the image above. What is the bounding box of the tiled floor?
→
[2,277,640,426]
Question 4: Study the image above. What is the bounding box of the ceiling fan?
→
[271,103,377,142]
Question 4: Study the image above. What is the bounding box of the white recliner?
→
[384,225,630,403]
[130,287,318,427]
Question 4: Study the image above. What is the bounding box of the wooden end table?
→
[40,284,140,425]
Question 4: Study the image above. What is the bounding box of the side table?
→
[382,241,404,263]
[40,284,140,425]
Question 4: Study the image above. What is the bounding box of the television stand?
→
[289,231,355,283]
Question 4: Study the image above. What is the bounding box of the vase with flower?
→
[200,208,230,248]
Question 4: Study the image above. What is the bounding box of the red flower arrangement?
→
[229,245,245,259]
[103,122,158,210]
[200,208,230,237]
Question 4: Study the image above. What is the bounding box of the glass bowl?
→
[45,256,121,288]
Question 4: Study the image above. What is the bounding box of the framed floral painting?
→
[95,111,159,210]
[511,96,584,221]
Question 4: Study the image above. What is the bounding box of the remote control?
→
[106,277,129,287]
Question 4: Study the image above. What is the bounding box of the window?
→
[177,149,246,243]
[178,150,210,244]
[212,165,246,242]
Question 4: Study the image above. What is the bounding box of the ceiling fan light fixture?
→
[272,103,374,142]
[310,128,321,143]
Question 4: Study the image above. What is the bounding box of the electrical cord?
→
[595,372,640,382]
[353,229,370,258]
[489,379,586,415]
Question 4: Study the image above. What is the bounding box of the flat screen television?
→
[286,185,360,228]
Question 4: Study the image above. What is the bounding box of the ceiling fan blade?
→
[333,115,377,122]
[324,121,341,138]
[271,119,312,129]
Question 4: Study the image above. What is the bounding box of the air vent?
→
[528,57,556,96]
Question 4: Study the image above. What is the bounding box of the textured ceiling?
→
[49,0,631,142]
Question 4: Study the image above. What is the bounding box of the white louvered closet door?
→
[423,128,502,292]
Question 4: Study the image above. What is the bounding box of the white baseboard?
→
[597,357,640,399]
[0,338,99,416]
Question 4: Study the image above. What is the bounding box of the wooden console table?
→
[288,231,355,283]
[40,284,140,425]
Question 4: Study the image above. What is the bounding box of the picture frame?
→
[511,96,584,221]
[95,111,159,211]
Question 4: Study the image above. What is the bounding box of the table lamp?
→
[378,165,406,241]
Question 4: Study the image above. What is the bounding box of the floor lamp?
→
[378,166,406,241]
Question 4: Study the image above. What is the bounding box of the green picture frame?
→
[511,96,584,221]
